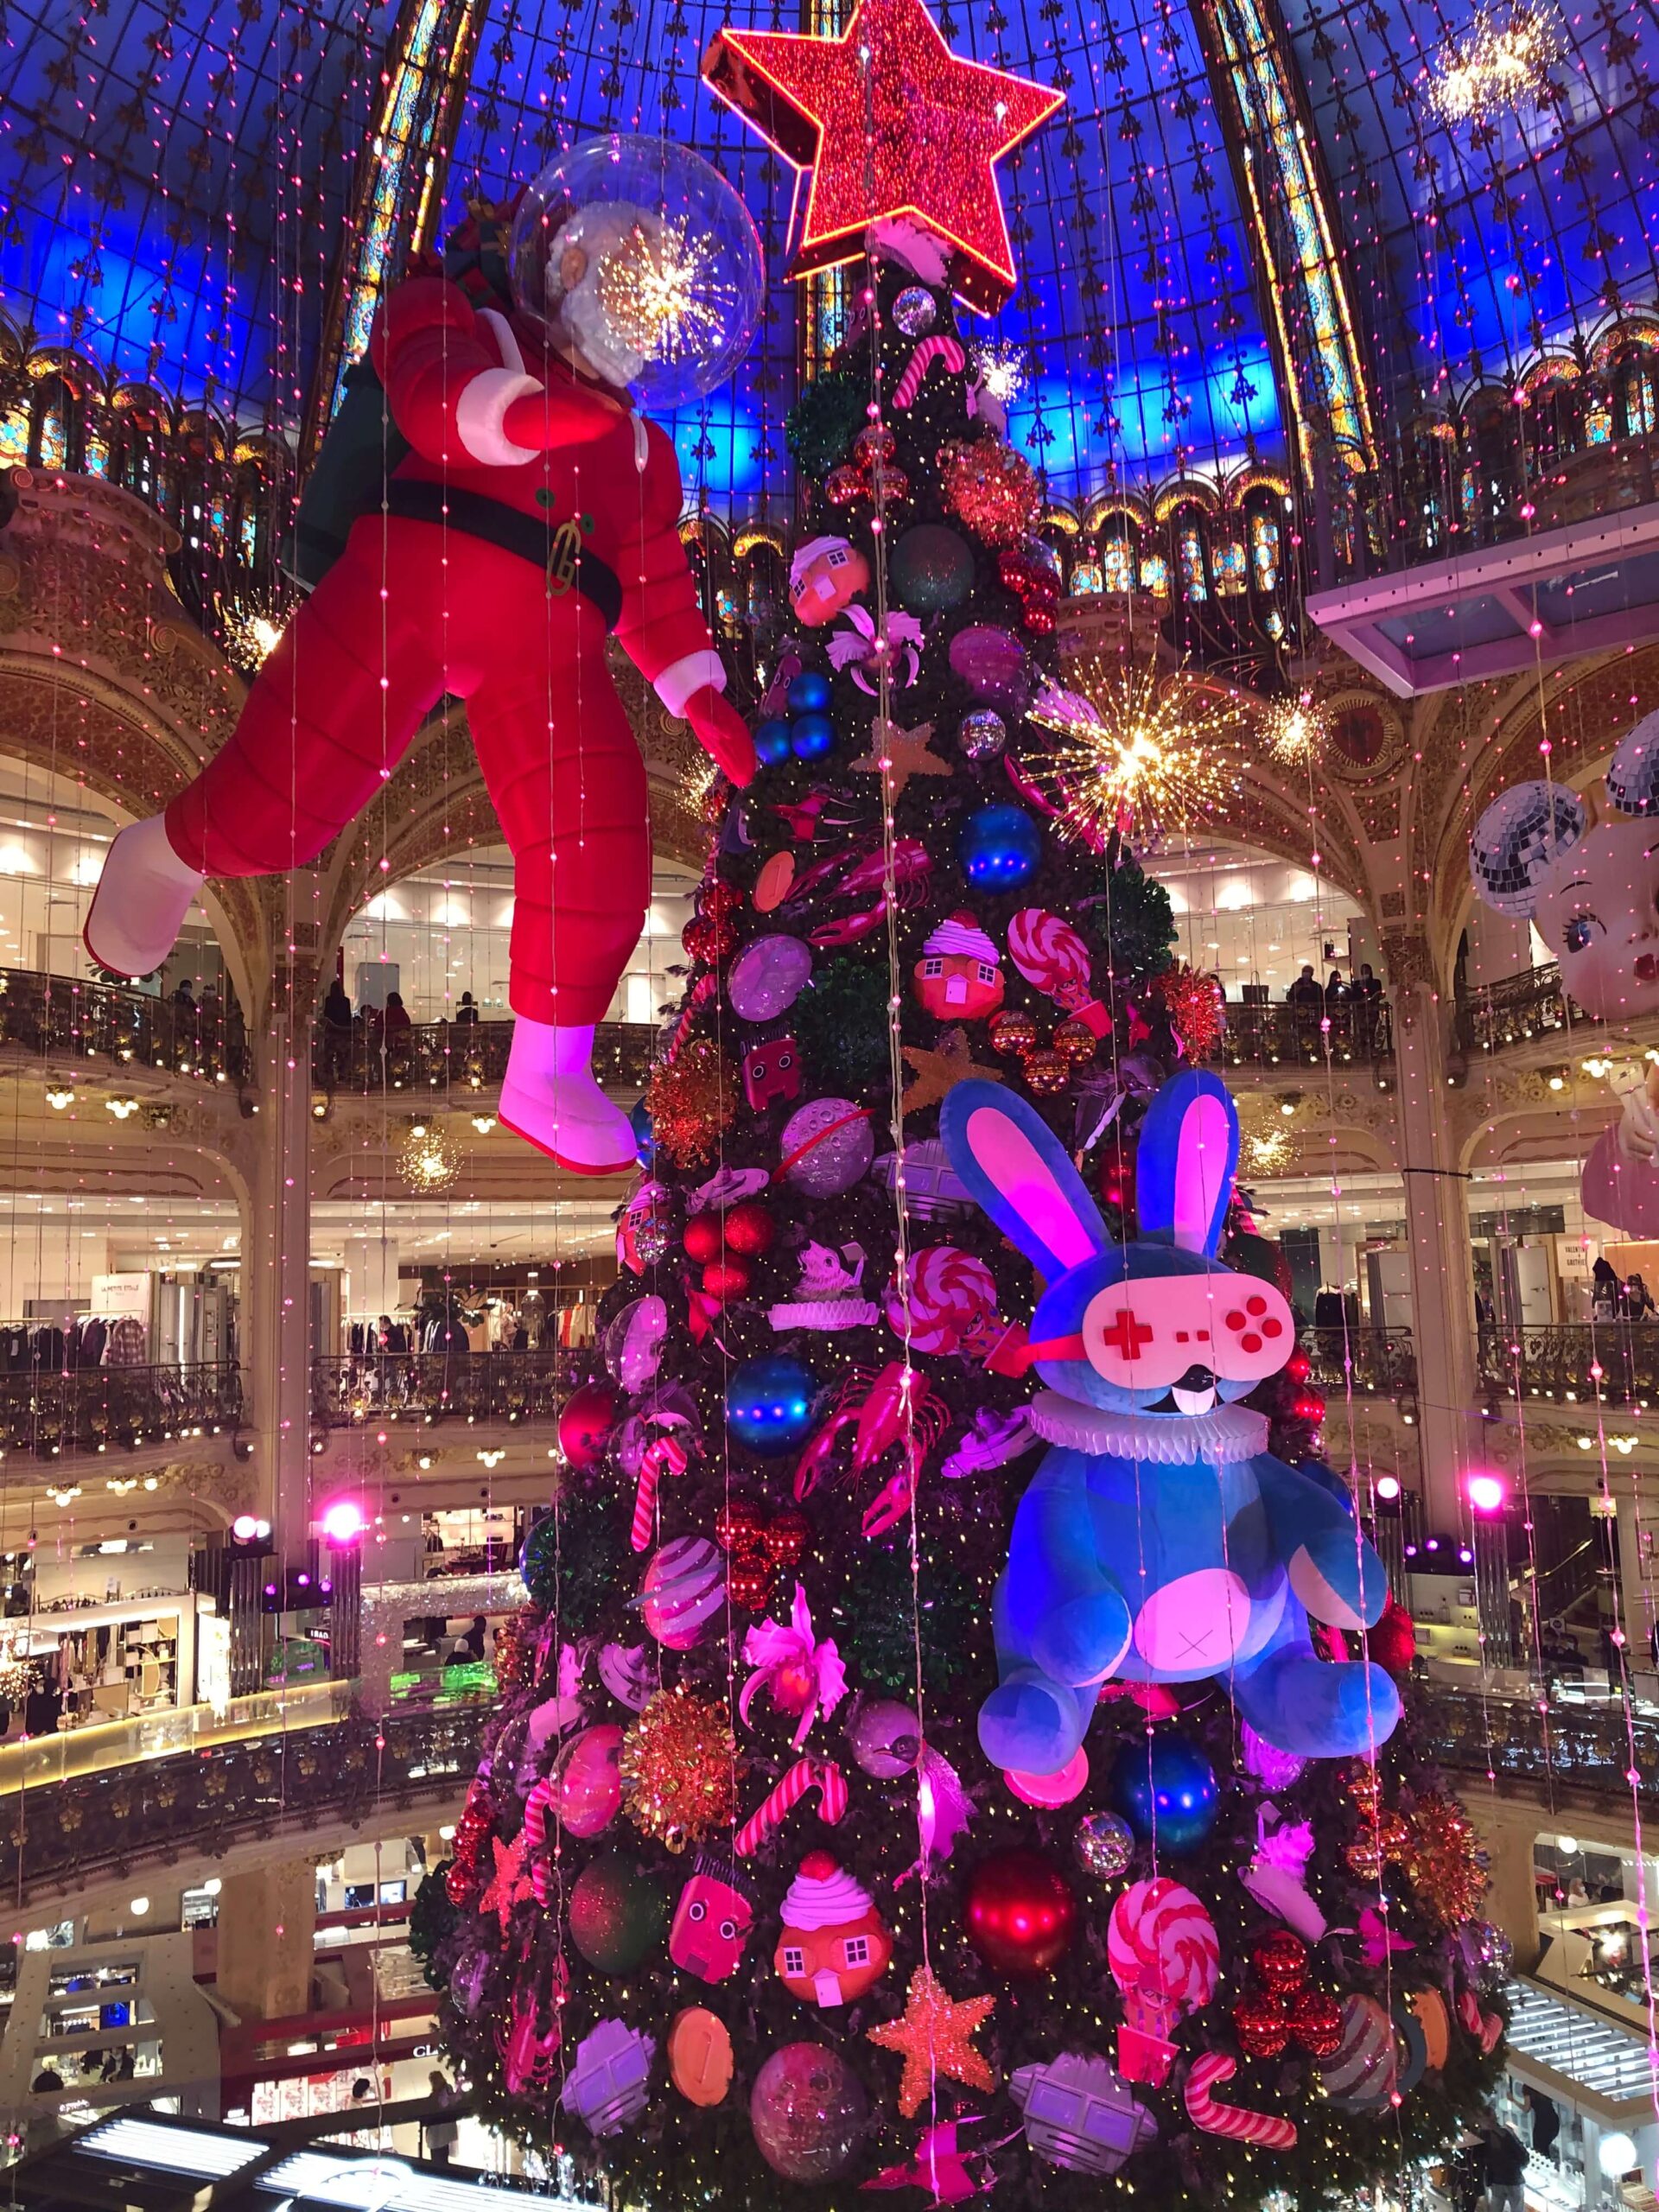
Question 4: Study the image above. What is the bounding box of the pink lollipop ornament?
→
[1007,907,1112,1037]
[1107,1878,1219,2086]
[884,1245,998,1357]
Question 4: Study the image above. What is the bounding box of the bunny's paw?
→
[1287,1535,1390,1632]
[978,1669,1090,1777]
[1029,1587,1133,1691]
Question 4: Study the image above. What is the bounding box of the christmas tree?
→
[415,14,1507,2202]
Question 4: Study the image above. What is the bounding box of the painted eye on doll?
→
[1564,912,1603,953]
[687,1900,707,1923]
[719,1917,738,1939]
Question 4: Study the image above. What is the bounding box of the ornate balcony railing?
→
[1419,1684,1659,1797]
[0,1363,242,1459]
[1216,998,1393,1070]
[0,1698,489,1908]
[1454,964,1585,1056]
[311,1351,574,1431]
[0,969,250,1087]
[311,1017,654,1098]
[1477,1325,1659,1408]
[1303,1326,1417,1399]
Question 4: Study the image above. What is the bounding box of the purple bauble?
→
[779,1097,874,1196]
[950,624,1032,712]
[729,933,813,1022]
[751,2043,869,2182]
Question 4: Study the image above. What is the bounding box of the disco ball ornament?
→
[959,803,1042,889]
[890,524,976,612]
[1468,780,1586,918]
[1608,710,1659,814]
[726,1353,818,1455]
[963,1849,1077,1975]
[511,134,765,410]
[755,716,793,765]
[1108,1732,1219,1854]
[787,671,832,714]
[568,1851,669,1973]
[893,285,938,336]
[1074,1810,1135,1881]
[751,2043,869,2182]
[957,709,1007,761]
[557,1380,620,1471]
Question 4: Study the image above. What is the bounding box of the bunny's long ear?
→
[939,1081,1107,1283]
[1135,1070,1239,1259]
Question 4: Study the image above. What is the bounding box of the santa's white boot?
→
[499,1017,638,1175]
[84,816,206,980]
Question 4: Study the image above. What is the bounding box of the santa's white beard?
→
[556,270,644,392]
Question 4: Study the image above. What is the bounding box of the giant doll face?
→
[1533,820,1659,1020]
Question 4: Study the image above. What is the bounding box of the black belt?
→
[378,479,624,631]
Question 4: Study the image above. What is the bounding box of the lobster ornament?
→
[791,1359,950,1536]
[940,1071,1400,1776]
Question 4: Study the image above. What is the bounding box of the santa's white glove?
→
[1617,1065,1659,1162]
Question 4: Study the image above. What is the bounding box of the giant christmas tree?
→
[414,10,1507,2201]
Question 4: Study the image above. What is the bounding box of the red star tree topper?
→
[702,0,1064,311]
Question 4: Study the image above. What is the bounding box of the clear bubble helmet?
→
[510,134,765,408]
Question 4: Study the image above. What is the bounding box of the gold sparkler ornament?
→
[1261,691,1328,769]
[1429,1,1563,125]
[399,1118,462,1193]
[597,219,721,368]
[1033,658,1243,843]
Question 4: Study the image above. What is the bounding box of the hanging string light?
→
[1031,657,1244,843]
[1427,1,1563,126]
[399,1117,462,1194]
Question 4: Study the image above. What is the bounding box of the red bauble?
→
[1285,1350,1312,1384]
[728,1563,773,1610]
[1368,1596,1418,1675]
[723,1199,775,1256]
[702,1258,752,1300]
[1232,1995,1289,2059]
[1285,1986,1344,2058]
[963,1849,1076,1976]
[558,1380,620,1471]
[768,1507,810,1569]
[1252,1930,1307,1993]
[702,880,744,921]
[683,1212,724,1266]
[683,913,737,963]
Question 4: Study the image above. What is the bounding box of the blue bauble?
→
[959,803,1042,889]
[726,1354,818,1455]
[790,712,836,761]
[787,671,833,715]
[756,717,794,765]
[629,1100,654,1168]
[1107,1732,1219,1854]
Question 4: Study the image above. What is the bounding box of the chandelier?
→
[399,1118,462,1193]
[1029,657,1243,843]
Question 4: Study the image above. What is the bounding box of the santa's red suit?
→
[86,272,753,1172]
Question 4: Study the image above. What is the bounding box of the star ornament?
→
[702,0,1065,311]
[478,1832,533,1936]
[851,717,952,802]
[868,1965,995,2118]
[900,1027,1003,1112]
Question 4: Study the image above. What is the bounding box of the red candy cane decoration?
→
[630,1433,690,1553]
[893,334,966,409]
[524,1777,556,1905]
[734,1757,849,1859]
[1184,2054,1299,2150]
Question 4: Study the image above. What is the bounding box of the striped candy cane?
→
[1183,2054,1299,2150]
[893,334,966,409]
[734,1758,850,1859]
[630,1433,690,1553]
[524,1777,556,1906]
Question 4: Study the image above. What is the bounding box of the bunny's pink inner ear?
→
[963,1104,1096,1274]
[1171,1091,1234,1255]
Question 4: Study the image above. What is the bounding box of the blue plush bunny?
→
[939,1070,1402,1776]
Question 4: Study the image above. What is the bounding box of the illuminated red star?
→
[477,1832,533,1936]
[702,0,1065,310]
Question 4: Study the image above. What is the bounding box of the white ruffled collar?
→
[1027,1391,1268,1465]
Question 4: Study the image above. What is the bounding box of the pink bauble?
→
[1007,1745,1089,1807]
[554,1724,624,1838]
[558,1380,620,1471]
[640,1535,727,1649]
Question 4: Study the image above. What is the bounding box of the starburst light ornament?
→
[399,1118,462,1194]
[597,218,721,368]
[1261,690,1327,769]
[1429,0,1563,126]
[1033,658,1243,843]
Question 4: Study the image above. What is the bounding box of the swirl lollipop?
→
[885,1245,999,1357]
[1107,1878,1219,2085]
[1007,908,1111,1037]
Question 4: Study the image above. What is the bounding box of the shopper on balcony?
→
[454,991,480,1027]
[1592,1256,1621,1322]
[1287,964,1322,1007]
[1624,1271,1656,1319]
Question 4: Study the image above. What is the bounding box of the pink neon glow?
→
[1466,1473,1506,1516]
[321,1498,366,1545]
[1375,1475,1402,1503]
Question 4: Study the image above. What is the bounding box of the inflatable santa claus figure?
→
[86,137,763,1173]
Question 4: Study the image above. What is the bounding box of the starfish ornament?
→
[868,1965,995,2119]
[900,1027,1004,1113]
[478,1831,533,1936]
[852,717,952,804]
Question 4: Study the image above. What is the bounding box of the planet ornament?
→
[639,1534,727,1647]
[779,1096,874,1196]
